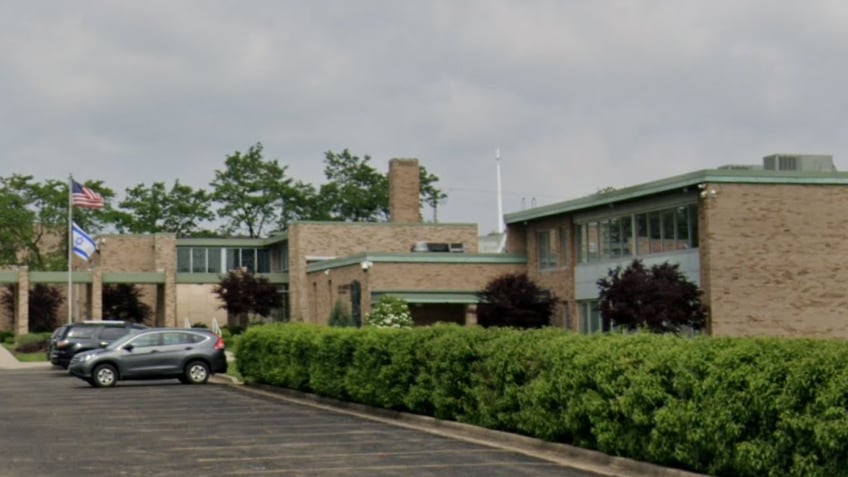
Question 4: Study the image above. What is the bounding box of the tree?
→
[596,259,707,333]
[1,284,64,332]
[213,269,283,328]
[476,273,556,328]
[420,165,447,222]
[0,175,114,271]
[102,284,152,324]
[111,180,214,237]
[210,143,313,237]
[318,149,389,222]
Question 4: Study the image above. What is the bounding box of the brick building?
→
[504,154,848,338]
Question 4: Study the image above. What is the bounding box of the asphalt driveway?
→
[0,367,604,477]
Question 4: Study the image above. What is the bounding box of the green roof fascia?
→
[30,271,92,284]
[371,290,480,304]
[306,253,527,273]
[505,168,848,224]
[176,233,288,248]
[0,271,19,283]
[176,272,288,285]
[291,220,477,227]
[102,272,166,284]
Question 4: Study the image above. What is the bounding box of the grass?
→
[2,343,48,362]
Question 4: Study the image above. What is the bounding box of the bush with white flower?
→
[365,296,413,328]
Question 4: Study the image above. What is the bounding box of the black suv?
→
[49,321,147,369]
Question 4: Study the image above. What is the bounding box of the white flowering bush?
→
[365,296,413,328]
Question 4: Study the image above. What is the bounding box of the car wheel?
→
[92,364,118,388]
[184,361,210,384]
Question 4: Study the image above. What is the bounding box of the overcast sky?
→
[2,1,846,234]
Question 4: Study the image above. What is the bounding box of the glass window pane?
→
[537,230,555,269]
[280,246,289,272]
[241,249,256,272]
[599,221,611,260]
[620,215,633,257]
[661,209,675,250]
[559,225,569,267]
[176,248,191,273]
[207,248,222,273]
[649,212,662,253]
[226,248,238,271]
[191,248,206,273]
[257,249,271,273]
[688,204,699,247]
[608,218,621,259]
[587,222,600,262]
[675,206,690,250]
[635,214,649,256]
[575,224,586,264]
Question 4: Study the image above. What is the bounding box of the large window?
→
[559,225,569,267]
[578,300,603,334]
[177,247,272,273]
[537,230,557,270]
[575,203,697,264]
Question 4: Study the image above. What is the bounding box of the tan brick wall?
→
[516,217,575,329]
[701,183,848,338]
[289,222,479,322]
[389,158,421,223]
[176,284,226,328]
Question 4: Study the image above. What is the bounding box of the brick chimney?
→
[388,158,420,223]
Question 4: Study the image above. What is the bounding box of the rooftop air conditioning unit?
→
[763,154,835,172]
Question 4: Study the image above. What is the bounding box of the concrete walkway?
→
[0,344,50,370]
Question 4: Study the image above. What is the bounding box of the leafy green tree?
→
[476,273,556,328]
[596,259,707,333]
[210,143,317,236]
[102,284,152,324]
[319,149,389,222]
[420,165,447,221]
[213,269,283,328]
[0,175,113,271]
[111,180,214,237]
[1,284,64,332]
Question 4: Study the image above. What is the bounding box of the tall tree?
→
[102,284,152,324]
[596,259,707,333]
[318,149,389,222]
[420,165,447,222]
[213,269,283,329]
[210,143,314,237]
[111,180,214,237]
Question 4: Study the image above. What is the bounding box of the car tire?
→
[184,361,210,384]
[92,364,118,388]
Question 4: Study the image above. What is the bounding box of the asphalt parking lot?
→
[0,367,604,477]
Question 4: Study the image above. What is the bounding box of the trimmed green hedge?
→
[236,323,848,477]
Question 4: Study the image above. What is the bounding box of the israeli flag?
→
[72,222,97,261]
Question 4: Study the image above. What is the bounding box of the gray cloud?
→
[2,1,847,234]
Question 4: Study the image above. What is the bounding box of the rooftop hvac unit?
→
[763,154,835,172]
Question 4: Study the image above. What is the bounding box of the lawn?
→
[2,343,47,362]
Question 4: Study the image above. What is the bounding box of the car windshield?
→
[66,327,98,339]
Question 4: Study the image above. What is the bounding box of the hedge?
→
[236,323,848,477]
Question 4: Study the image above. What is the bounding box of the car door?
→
[156,332,197,374]
[119,332,164,376]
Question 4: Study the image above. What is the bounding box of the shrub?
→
[364,296,412,328]
[476,273,556,328]
[14,332,51,353]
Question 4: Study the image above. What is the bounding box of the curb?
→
[211,380,709,477]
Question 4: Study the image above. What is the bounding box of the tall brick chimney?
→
[388,158,420,223]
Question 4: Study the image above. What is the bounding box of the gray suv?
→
[68,328,228,387]
[49,321,147,368]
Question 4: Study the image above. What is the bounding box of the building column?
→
[89,269,102,320]
[464,304,478,326]
[15,267,29,337]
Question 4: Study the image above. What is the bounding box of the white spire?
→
[496,148,504,234]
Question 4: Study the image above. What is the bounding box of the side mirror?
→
[123,343,134,352]
[99,341,109,348]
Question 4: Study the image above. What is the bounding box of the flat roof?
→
[504,168,848,224]
[306,252,526,273]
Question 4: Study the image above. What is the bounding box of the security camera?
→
[697,183,706,190]
[699,191,708,199]
[360,260,373,271]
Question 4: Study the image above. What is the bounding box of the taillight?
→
[214,337,225,350]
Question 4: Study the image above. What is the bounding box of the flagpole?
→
[67,175,73,324]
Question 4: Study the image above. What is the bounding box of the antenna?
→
[496,148,504,234]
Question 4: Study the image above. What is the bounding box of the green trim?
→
[176,234,287,247]
[371,290,480,304]
[102,272,166,284]
[0,271,19,283]
[175,272,289,285]
[306,253,527,272]
[291,220,476,227]
[30,271,92,283]
[505,168,848,224]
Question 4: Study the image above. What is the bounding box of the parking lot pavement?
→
[0,368,605,477]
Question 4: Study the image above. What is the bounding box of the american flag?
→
[71,180,104,209]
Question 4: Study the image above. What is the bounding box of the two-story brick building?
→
[504,154,848,338]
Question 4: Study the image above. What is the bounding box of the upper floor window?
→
[575,203,698,264]
[178,246,273,273]
[559,225,569,267]
[537,230,557,270]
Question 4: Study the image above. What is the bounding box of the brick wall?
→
[389,158,421,223]
[701,183,848,338]
[517,216,575,329]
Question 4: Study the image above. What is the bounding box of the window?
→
[226,248,271,273]
[191,248,207,273]
[177,247,223,273]
[578,300,602,334]
[129,333,161,348]
[559,225,569,267]
[177,248,191,273]
[537,230,556,270]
